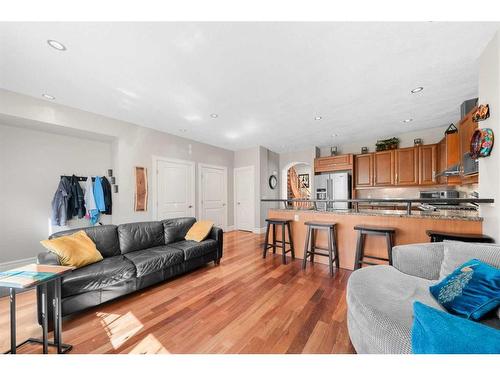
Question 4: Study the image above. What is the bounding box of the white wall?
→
[0,89,235,234]
[478,32,500,240]
[319,125,449,156]
[259,146,280,229]
[0,123,112,264]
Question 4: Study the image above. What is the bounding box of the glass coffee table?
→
[0,264,73,354]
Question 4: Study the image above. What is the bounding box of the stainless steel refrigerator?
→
[314,172,351,210]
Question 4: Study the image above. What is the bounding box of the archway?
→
[281,162,312,207]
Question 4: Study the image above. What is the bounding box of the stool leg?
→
[310,229,316,263]
[281,224,286,264]
[262,222,270,258]
[302,226,311,270]
[286,222,295,259]
[332,226,340,269]
[386,232,394,266]
[272,224,276,254]
[354,231,364,270]
[327,228,334,277]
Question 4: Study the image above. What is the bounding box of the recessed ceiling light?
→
[179,129,187,133]
[315,116,322,120]
[42,93,55,100]
[47,39,66,51]
[402,118,414,123]
[210,113,218,118]
[332,133,339,137]
[411,87,424,94]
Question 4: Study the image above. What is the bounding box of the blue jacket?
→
[93,176,106,212]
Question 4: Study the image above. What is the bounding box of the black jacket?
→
[101,176,112,215]
[68,175,86,219]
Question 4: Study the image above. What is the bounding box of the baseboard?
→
[0,257,36,297]
[224,225,235,232]
[252,227,267,234]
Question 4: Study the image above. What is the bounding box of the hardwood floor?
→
[0,231,355,354]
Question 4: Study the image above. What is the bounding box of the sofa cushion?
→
[169,239,218,260]
[430,259,500,320]
[50,225,120,258]
[162,217,196,245]
[347,265,443,354]
[41,230,103,268]
[412,301,500,354]
[61,255,136,297]
[118,221,164,254]
[124,245,184,277]
[440,241,500,279]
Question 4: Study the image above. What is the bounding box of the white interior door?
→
[234,166,255,231]
[199,164,227,230]
[154,158,195,220]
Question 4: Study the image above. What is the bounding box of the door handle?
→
[188,205,193,208]
[222,203,226,207]
[237,202,241,205]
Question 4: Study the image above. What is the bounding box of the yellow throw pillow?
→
[185,221,214,242]
[40,230,103,268]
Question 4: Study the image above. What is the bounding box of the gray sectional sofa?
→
[347,241,500,354]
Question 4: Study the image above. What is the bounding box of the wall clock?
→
[269,175,278,190]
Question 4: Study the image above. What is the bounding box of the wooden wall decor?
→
[134,166,148,211]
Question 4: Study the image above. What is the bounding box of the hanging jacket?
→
[84,177,100,225]
[93,176,106,213]
[51,177,72,226]
[101,176,112,215]
[69,175,86,219]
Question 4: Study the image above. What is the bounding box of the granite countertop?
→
[270,208,483,221]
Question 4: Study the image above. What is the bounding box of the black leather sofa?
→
[37,217,223,325]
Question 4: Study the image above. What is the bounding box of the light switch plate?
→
[294,214,299,222]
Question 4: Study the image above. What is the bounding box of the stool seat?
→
[302,222,339,277]
[353,225,396,233]
[426,230,494,243]
[304,221,336,228]
[354,225,395,270]
[266,218,292,224]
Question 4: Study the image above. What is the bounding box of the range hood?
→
[435,164,460,177]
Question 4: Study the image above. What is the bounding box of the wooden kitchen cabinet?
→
[354,153,373,187]
[395,147,419,185]
[373,150,394,186]
[314,154,353,173]
[437,132,461,185]
[438,137,447,185]
[419,144,438,185]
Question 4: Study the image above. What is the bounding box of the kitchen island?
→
[265,207,483,271]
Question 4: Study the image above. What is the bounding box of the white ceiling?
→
[0,22,499,152]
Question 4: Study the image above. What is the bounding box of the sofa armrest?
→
[392,242,444,280]
[37,251,61,265]
[209,226,223,260]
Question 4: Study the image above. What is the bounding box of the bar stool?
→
[302,221,339,277]
[353,225,396,270]
[263,218,295,264]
